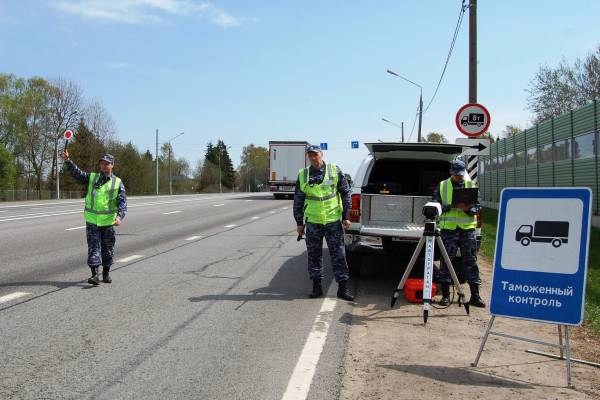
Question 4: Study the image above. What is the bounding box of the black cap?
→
[450,160,466,176]
[99,154,114,164]
[306,145,322,153]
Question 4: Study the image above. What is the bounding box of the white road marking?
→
[65,226,86,231]
[116,255,143,263]
[251,216,260,220]
[224,224,236,228]
[245,200,253,202]
[282,207,289,210]
[281,297,337,400]
[0,292,29,304]
[185,236,202,241]
[162,210,182,215]
[0,210,81,223]
[213,204,225,207]
[270,211,276,214]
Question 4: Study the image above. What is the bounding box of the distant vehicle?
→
[515,221,569,248]
[461,113,485,127]
[269,141,308,199]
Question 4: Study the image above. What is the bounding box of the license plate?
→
[279,186,294,191]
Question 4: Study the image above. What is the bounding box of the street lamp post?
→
[166,132,184,195]
[381,117,405,142]
[387,69,423,143]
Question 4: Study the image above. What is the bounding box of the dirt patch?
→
[340,256,600,400]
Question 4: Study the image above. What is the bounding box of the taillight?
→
[270,186,277,192]
[477,210,483,228]
[350,194,361,223]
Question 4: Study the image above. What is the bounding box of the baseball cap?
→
[306,145,322,153]
[450,160,466,176]
[99,154,115,164]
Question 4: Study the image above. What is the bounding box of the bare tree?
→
[46,78,82,189]
[84,98,117,144]
[527,45,600,122]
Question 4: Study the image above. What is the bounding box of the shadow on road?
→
[189,249,334,305]
[378,364,534,389]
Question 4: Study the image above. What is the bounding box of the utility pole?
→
[168,145,172,195]
[156,129,159,195]
[417,94,423,142]
[469,0,477,103]
[401,122,404,143]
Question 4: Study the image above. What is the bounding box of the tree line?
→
[0,73,270,196]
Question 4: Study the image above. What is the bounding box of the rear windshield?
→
[363,159,450,196]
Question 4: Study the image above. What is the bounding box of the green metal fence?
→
[478,100,599,215]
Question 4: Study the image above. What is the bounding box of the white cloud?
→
[49,0,240,27]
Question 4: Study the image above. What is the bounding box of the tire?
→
[520,237,531,246]
[552,239,562,248]
[273,194,282,199]
[346,250,362,277]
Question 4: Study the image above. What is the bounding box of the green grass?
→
[480,207,600,334]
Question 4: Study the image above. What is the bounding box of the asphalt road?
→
[0,194,353,400]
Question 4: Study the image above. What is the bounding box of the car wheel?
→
[520,237,531,246]
[552,239,562,248]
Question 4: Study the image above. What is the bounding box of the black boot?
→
[102,267,112,284]
[337,280,354,301]
[469,283,486,308]
[88,266,100,286]
[439,283,450,306]
[309,280,323,298]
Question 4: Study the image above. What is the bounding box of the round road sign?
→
[455,103,491,137]
[64,130,73,140]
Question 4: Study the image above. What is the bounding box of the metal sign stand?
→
[472,316,576,387]
[390,218,470,323]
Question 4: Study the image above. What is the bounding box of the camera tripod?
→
[390,219,470,323]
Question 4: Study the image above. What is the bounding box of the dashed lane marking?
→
[65,226,86,231]
[116,255,144,263]
[162,210,182,215]
[0,292,29,305]
[185,236,202,241]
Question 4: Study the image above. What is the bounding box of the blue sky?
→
[1,0,600,176]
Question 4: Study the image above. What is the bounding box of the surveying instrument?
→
[390,201,470,323]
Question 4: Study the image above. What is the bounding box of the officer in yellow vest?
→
[433,160,485,308]
[293,145,354,301]
[63,150,127,286]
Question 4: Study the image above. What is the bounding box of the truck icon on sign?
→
[515,221,569,248]
[461,113,485,127]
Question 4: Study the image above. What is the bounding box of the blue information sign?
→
[351,141,359,149]
[489,187,592,325]
[319,143,328,150]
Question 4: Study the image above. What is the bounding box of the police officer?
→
[62,149,127,285]
[433,159,485,308]
[293,145,354,301]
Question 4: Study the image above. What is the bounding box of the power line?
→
[407,105,421,142]
[423,0,467,113]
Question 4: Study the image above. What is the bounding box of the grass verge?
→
[480,207,600,334]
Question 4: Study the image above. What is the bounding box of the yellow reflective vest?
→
[298,163,342,225]
[438,178,478,230]
[84,172,122,227]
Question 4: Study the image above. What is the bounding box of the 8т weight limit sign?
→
[456,103,491,180]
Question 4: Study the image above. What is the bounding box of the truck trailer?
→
[268,141,308,199]
[516,221,569,248]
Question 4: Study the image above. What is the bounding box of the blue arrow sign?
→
[351,141,359,149]
[319,143,328,150]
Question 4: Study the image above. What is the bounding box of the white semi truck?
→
[268,141,309,199]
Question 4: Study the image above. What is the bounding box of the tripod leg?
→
[391,236,426,308]
[436,236,469,315]
[423,236,435,324]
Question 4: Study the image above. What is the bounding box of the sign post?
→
[455,103,491,180]
[472,187,593,387]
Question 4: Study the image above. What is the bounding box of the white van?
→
[345,142,482,276]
